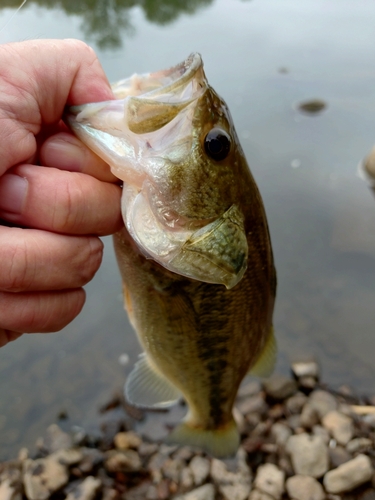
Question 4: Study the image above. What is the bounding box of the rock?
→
[233,406,247,434]
[291,360,320,379]
[263,375,297,400]
[41,424,73,453]
[329,446,352,468]
[23,454,69,500]
[308,390,338,419]
[77,448,104,474]
[210,447,251,487]
[248,491,274,500]
[237,380,262,398]
[311,425,330,445]
[346,437,373,454]
[138,442,159,457]
[54,448,84,465]
[189,456,210,486]
[180,467,194,490]
[286,433,329,478]
[65,476,102,500]
[0,479,22,500]
[220,483,251,500]
[175,483,215,500]
[253,463,284,500]
[114,431,142,450]
[271,422,292,448]
[298,376,318,390]
[285,392,308,414]
[162,457,184,482]
[104,450,142,473]
[323,454,374,493]
[300,403,319,429]
[285,475,325,500]
[322,410,354,445]
[0,465,22,500]
[122,481,155,500]
[236,395,268,416]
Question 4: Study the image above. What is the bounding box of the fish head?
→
[66,54,248,289]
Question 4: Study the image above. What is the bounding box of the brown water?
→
[1,0,375,460]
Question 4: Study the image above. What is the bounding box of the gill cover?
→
[65,54,248,288]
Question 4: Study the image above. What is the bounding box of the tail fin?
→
[166,418,240,458]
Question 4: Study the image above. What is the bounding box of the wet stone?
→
[189,456,210,486]
[285,474,325,500]
[65,476,102,500]
[253,463,285,500]
[286,433,329,478]
[322,410,354,445]
[263,375,298,400]
[323,454,374,493]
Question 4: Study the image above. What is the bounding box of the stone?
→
[77,448,104,474]
[253,463,284,500]
[329,446,351,468]
[180,467,194,490]
[322,410,354,445]
[291,360,320,379]
[189,456,210,486]
[237,380,262,398]
[323,454,374,493]
[346,437,373,454]
[308,390,337,419]
[104,450,141,473]
[286,475,325,500]
[286,433,329,478]
[162,457,184,482]
[220,482,251,500]
[0,464,22,500]
[114,431,142,450]
[285,392,308,414]
[54,448,84,465]
[175,483,215,500]
[65,476,102,500]
[271,422,292,448]
[23,454,69,500]
[210,447,251,487]
[0,479,22,500]
[300,403,319,429]
[263,375,297,400]
[248,491,274,500]
[42,424,73,453]
[138,442,159,457]
[298,376,318,390]
[236,395,268,416]
[311,425,330,445]
[233,406,247,434]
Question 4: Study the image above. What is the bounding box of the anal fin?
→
[249,326,277,378]
[125,353,181,409]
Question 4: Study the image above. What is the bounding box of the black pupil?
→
[204,128,231,161]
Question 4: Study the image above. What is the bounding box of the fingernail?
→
[0,174,28,214]
[43,136,86,172]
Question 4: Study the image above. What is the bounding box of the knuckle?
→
[2,238,35,292]
[75,237,103,285]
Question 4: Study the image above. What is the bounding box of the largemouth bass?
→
[66,54,276,458]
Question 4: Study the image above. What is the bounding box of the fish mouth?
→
[65,54,248,288]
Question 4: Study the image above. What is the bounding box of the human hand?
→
[0,39,123,347]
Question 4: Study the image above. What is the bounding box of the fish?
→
[66,53,277,458]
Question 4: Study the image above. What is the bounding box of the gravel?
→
[2,361,375,499]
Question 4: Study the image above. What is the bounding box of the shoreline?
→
[2,361,375,500]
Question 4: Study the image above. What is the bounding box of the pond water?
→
[1,0,375,460]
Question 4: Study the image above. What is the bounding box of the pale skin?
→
[0,39,123,347]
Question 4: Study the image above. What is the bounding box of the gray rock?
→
[298,376,318,390]
[210,447,251,486]
[329,446,352,468]
[308,390,338,419]
[300,403,319,429]
[65,476,102,500]
[54,448,84,465]
[346,437,373,454]
[104,450,141,473]
[42,424,73,453]
[233,406,247,434]
[323,454,374,493]
[189,456,210,486]
[286,433,329,478]
[237,380,262,398]
[291,361,320,379]
[162,457,184,482]
[23,454,69,500]
[175,483,215,500]
[286,475,325,500]
[263,375,297,400]
[236,395,268,416]
[0,465,22,500]
[311,425,330,445]
[322,410,354,445]
[180,467,194,490]
[285,392,308,414]
[253,463,284,500]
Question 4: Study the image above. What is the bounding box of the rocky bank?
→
[2,361,375,500]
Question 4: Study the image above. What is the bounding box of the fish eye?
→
[204,128,231,161]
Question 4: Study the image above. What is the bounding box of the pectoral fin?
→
[125,353,181,408]
[249,327,277,378]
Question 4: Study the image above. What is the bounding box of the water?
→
[1,0,375,460]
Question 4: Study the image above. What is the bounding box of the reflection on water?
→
[1,0,375,460]
[1,0,213,48]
